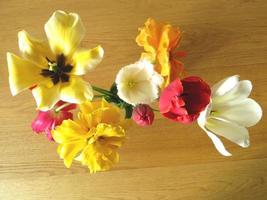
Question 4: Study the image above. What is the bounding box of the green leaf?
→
[124,103,133,119]
[110,82,118,95]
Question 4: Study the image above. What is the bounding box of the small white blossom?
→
[115,60,163,105]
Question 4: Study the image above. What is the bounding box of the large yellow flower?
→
[7,10,104,111]
[52,98,125,173]
[136,18,184,87]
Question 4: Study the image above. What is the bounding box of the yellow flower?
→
[136,18,184,87]
[7,10,104,111]
[52,98,125,173]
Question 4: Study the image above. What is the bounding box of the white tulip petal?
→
[212,98,262,127]
[213,80,252,107]
[205,129,232,156]
[197,103,212,127]
[197,75,262,156]
[206,117,250,148]
[212,75,239,97]
[198,106,232,156]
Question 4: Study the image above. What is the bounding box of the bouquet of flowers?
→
[7,10,262,173]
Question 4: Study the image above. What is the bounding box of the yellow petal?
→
[52,119,89,167]
[32,81,60,111]
[52,119,88,143]
[158,24,181,50]
[7,52,45,95]
[79,99,124,126]
[57,140,86,168]
[80,144,102,173]
[44,10,85,56]
[18,30,53,67]
[136,18,161,54]
[60,76,93,104]
[157,50,170,76]
[71,45,104,75]
[95,123,125,138]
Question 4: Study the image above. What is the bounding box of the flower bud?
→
[32,101,76,141]
[132,104,154,126]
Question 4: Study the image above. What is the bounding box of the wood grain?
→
[0,0,267,199]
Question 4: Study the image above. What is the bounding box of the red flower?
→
[132,104,154,126]
[31,101,76,140]
[159,76,211,124]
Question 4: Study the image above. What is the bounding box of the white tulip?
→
[115,60,163,105]
[198,75,262,156]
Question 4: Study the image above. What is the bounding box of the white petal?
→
[115,60,161,105]
[206,117,250,148]
[213,80,252,107]
[152,72,164,87]
[212,75,239,97]
[212,98,262,127]
[205,129,232,156]
[115,63,142,84]
[198,108,232,156]
[197,103,212,127]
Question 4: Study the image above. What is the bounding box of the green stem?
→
[93,95,104,99]
[152,108,160,112]
[92,86,116,97]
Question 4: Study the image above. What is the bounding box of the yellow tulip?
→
[7,10,104,111]
[52,98,125,173]
[136,18,184,87]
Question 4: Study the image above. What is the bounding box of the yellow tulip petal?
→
[58,140,87,168]
[72,45,104,75]
[79,100,101,114]
[52,119,90,168]
[136,18,183,88]
[157,50,170,76]
[81,144,102,173]
[136,18,162,54]
[60,76,93,104]
[52,119,88,143]
[95,123,125,138]
[7,52,45,95]
[44,10,85,56]
[18,30,53,67]
[32,82,60,111]
[159,24,181,50]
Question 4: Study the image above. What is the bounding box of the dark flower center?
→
[40,54,73,85]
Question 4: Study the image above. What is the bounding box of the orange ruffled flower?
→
[136,18,185,87]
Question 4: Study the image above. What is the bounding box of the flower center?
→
[40,54,73,85]
[127,80,136,88]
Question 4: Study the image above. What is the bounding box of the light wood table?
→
[0,0,266,199]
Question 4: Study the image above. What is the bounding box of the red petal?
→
[159,79,183,113]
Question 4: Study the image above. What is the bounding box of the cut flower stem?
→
[55,102,72,113]
[92,85,115,97]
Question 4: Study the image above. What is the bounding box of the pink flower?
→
[31,101,76,140]
[132,104,154,126]
[159,77,211,124]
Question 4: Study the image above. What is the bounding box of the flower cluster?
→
[7,11,262,173]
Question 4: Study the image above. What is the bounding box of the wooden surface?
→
[0,0,267,199]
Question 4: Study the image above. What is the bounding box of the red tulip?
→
[31,101,76,140]
[159,77,211,124]
[132,104,154,126]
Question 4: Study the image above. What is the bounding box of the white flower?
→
[197,75,262,156]
[115,60,163,105]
